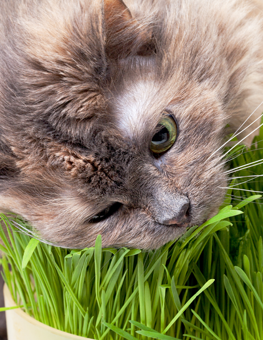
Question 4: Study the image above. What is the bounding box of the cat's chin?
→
[31,218,191,250]
[96,219,192,250]
[206,208,220,222]
[21,208,219,250]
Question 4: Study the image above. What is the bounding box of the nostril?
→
[176,201,190,223]
[184,200,191,219]
[181,201,190,218]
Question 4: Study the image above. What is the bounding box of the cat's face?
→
[0,0,262,248]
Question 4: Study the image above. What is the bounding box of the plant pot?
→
[3,284,93,340]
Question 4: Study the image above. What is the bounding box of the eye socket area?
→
[88,202,122,223]
[150,114,178,155]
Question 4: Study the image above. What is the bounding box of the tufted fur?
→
[0,0,262,248]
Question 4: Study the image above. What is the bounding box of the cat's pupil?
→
[152,126,169,145]
[89,202,122,223]
[150,115,177,155]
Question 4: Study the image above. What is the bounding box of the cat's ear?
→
[103,0,155,59]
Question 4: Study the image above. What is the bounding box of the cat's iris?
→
[150,115,177,154]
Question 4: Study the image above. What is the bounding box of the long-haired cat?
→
[0,0,262,249]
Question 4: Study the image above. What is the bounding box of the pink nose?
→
[162,201,190,226]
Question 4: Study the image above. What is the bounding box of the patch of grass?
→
[1,125,263,339]
[0,192,262,339]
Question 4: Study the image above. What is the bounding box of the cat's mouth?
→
[161,222,189,229]
[159,210,191,228]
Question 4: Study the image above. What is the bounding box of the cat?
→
[0,0,262,249]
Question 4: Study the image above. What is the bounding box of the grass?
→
[1,125,263,339]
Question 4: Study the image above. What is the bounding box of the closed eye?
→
[88,202,122,223]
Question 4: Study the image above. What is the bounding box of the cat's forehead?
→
[110,69,224,143]
[113,78,162,138]
[110,65,181,140]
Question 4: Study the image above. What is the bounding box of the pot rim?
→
[3,284,94,340]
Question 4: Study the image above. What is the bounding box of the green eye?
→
[150,115,177,154]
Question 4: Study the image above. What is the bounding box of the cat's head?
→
[0,0,262,248]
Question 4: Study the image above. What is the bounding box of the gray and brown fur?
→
[0,0,262,249]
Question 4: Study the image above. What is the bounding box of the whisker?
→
[220,149,246,166]
[205,101,263,163]
[225,159,263,174]
[225,193,263,204]
[222,141,263,169]
[12,221,36,236]
[233,100,263,136]
[229,175,263,179]
[225,198,263,205]
[225,177,258,187]
[12,220,74,248]
[245,138,263,149]
[224,146,263,164]
[225,194,244,199]
[223,122,263,161]
[219,187,263,194]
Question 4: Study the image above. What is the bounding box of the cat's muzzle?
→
[148,190,191,228]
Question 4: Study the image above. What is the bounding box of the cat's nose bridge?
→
[126,163,191,225]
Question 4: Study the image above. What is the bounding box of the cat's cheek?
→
[93,210,189,249]
[206,207,221,221]
[189,179,227,226]
[0,195,22,215]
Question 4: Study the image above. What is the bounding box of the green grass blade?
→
[103,321,138,340]
[22,238,40,269]
[163,279,215,334]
